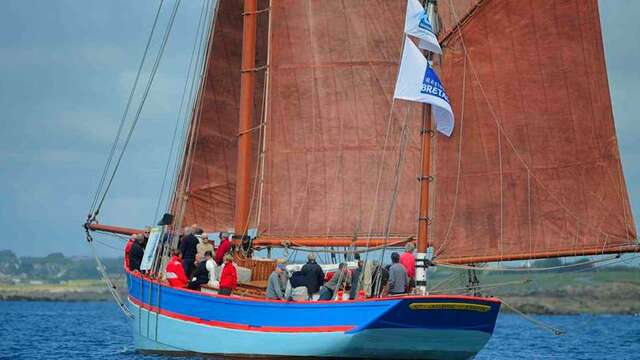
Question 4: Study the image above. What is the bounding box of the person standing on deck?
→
[266,264,287,300]
[399,242,416,292]
[124,234,136,269]
[180,226,202,277]
[128,234,145,272]
[218,254,237,296]
[319,263,349,300]
[196,233,214,259]
[301,253,324,298]
[165,249,188,288]
[215,233,231,266]
[387,252,409,295]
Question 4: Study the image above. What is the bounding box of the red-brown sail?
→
[431,0,637,263]
[257,0,423,241]
[177,0,267,232]
[169,0,637,263]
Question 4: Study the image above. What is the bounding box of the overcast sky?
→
[0,1,638,257]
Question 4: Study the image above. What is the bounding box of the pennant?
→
[393,37,454,136]
[404,0,442,54]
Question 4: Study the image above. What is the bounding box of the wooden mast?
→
[234,0,258,243]
[417,108,432,253]
[415,0,437,295]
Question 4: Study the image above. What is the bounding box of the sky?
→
[0,1,639,258]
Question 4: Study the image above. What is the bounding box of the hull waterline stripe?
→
[129,297,355,333]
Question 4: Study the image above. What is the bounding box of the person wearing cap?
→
[301,253,324,298]
[196,233,214,259]
[266,264,288,300]
[218,254,237,296]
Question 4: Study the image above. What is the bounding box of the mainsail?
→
[177,0,267,231]
[173,0,636,262]
[258,0,423,240]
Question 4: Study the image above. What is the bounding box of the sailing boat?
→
[85,0,638,359]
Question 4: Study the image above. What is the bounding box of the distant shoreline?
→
[1,283,639,315]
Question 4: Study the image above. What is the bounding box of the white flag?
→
[393,37,454,136]
[404,0,442,54]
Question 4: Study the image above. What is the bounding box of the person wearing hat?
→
[266,263,288,300]
[196,233,214,259]
[301,253,324,298]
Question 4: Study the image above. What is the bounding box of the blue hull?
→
[127,271,500,359]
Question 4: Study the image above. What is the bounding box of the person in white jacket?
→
[205,251,219,288]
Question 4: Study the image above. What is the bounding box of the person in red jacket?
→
[399,242,416,291]
[218,254,237,296]
[165,250,188,288]
[215,233,232,266]
[124,235,136,268]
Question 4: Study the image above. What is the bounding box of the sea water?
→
[0,301,638,359]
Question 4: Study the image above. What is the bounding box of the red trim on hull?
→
[129,297,355,333]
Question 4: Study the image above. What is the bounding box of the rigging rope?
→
[89,0,165,216]
[86,232,133,319]
[153,0,210,223]
[91,0,181,219]
[497,297,564,336]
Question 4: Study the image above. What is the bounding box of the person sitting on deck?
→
[206,250,218,288]
[266,264,287,300]
[179,226,202,278]
[196,233,214,260]
[301,253,324,298]
[319,263,349,300]
[349,257,364,300]
[400,242,416,292]
[215,233,232,266]
[387,252,409,296]
[218,254,237,296]
[128,234,145,272]
[188,251,213,291]
[165,249,188,288]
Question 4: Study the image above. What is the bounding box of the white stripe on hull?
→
[131,301,490,360]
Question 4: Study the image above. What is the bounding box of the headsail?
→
[431,0,637,263]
